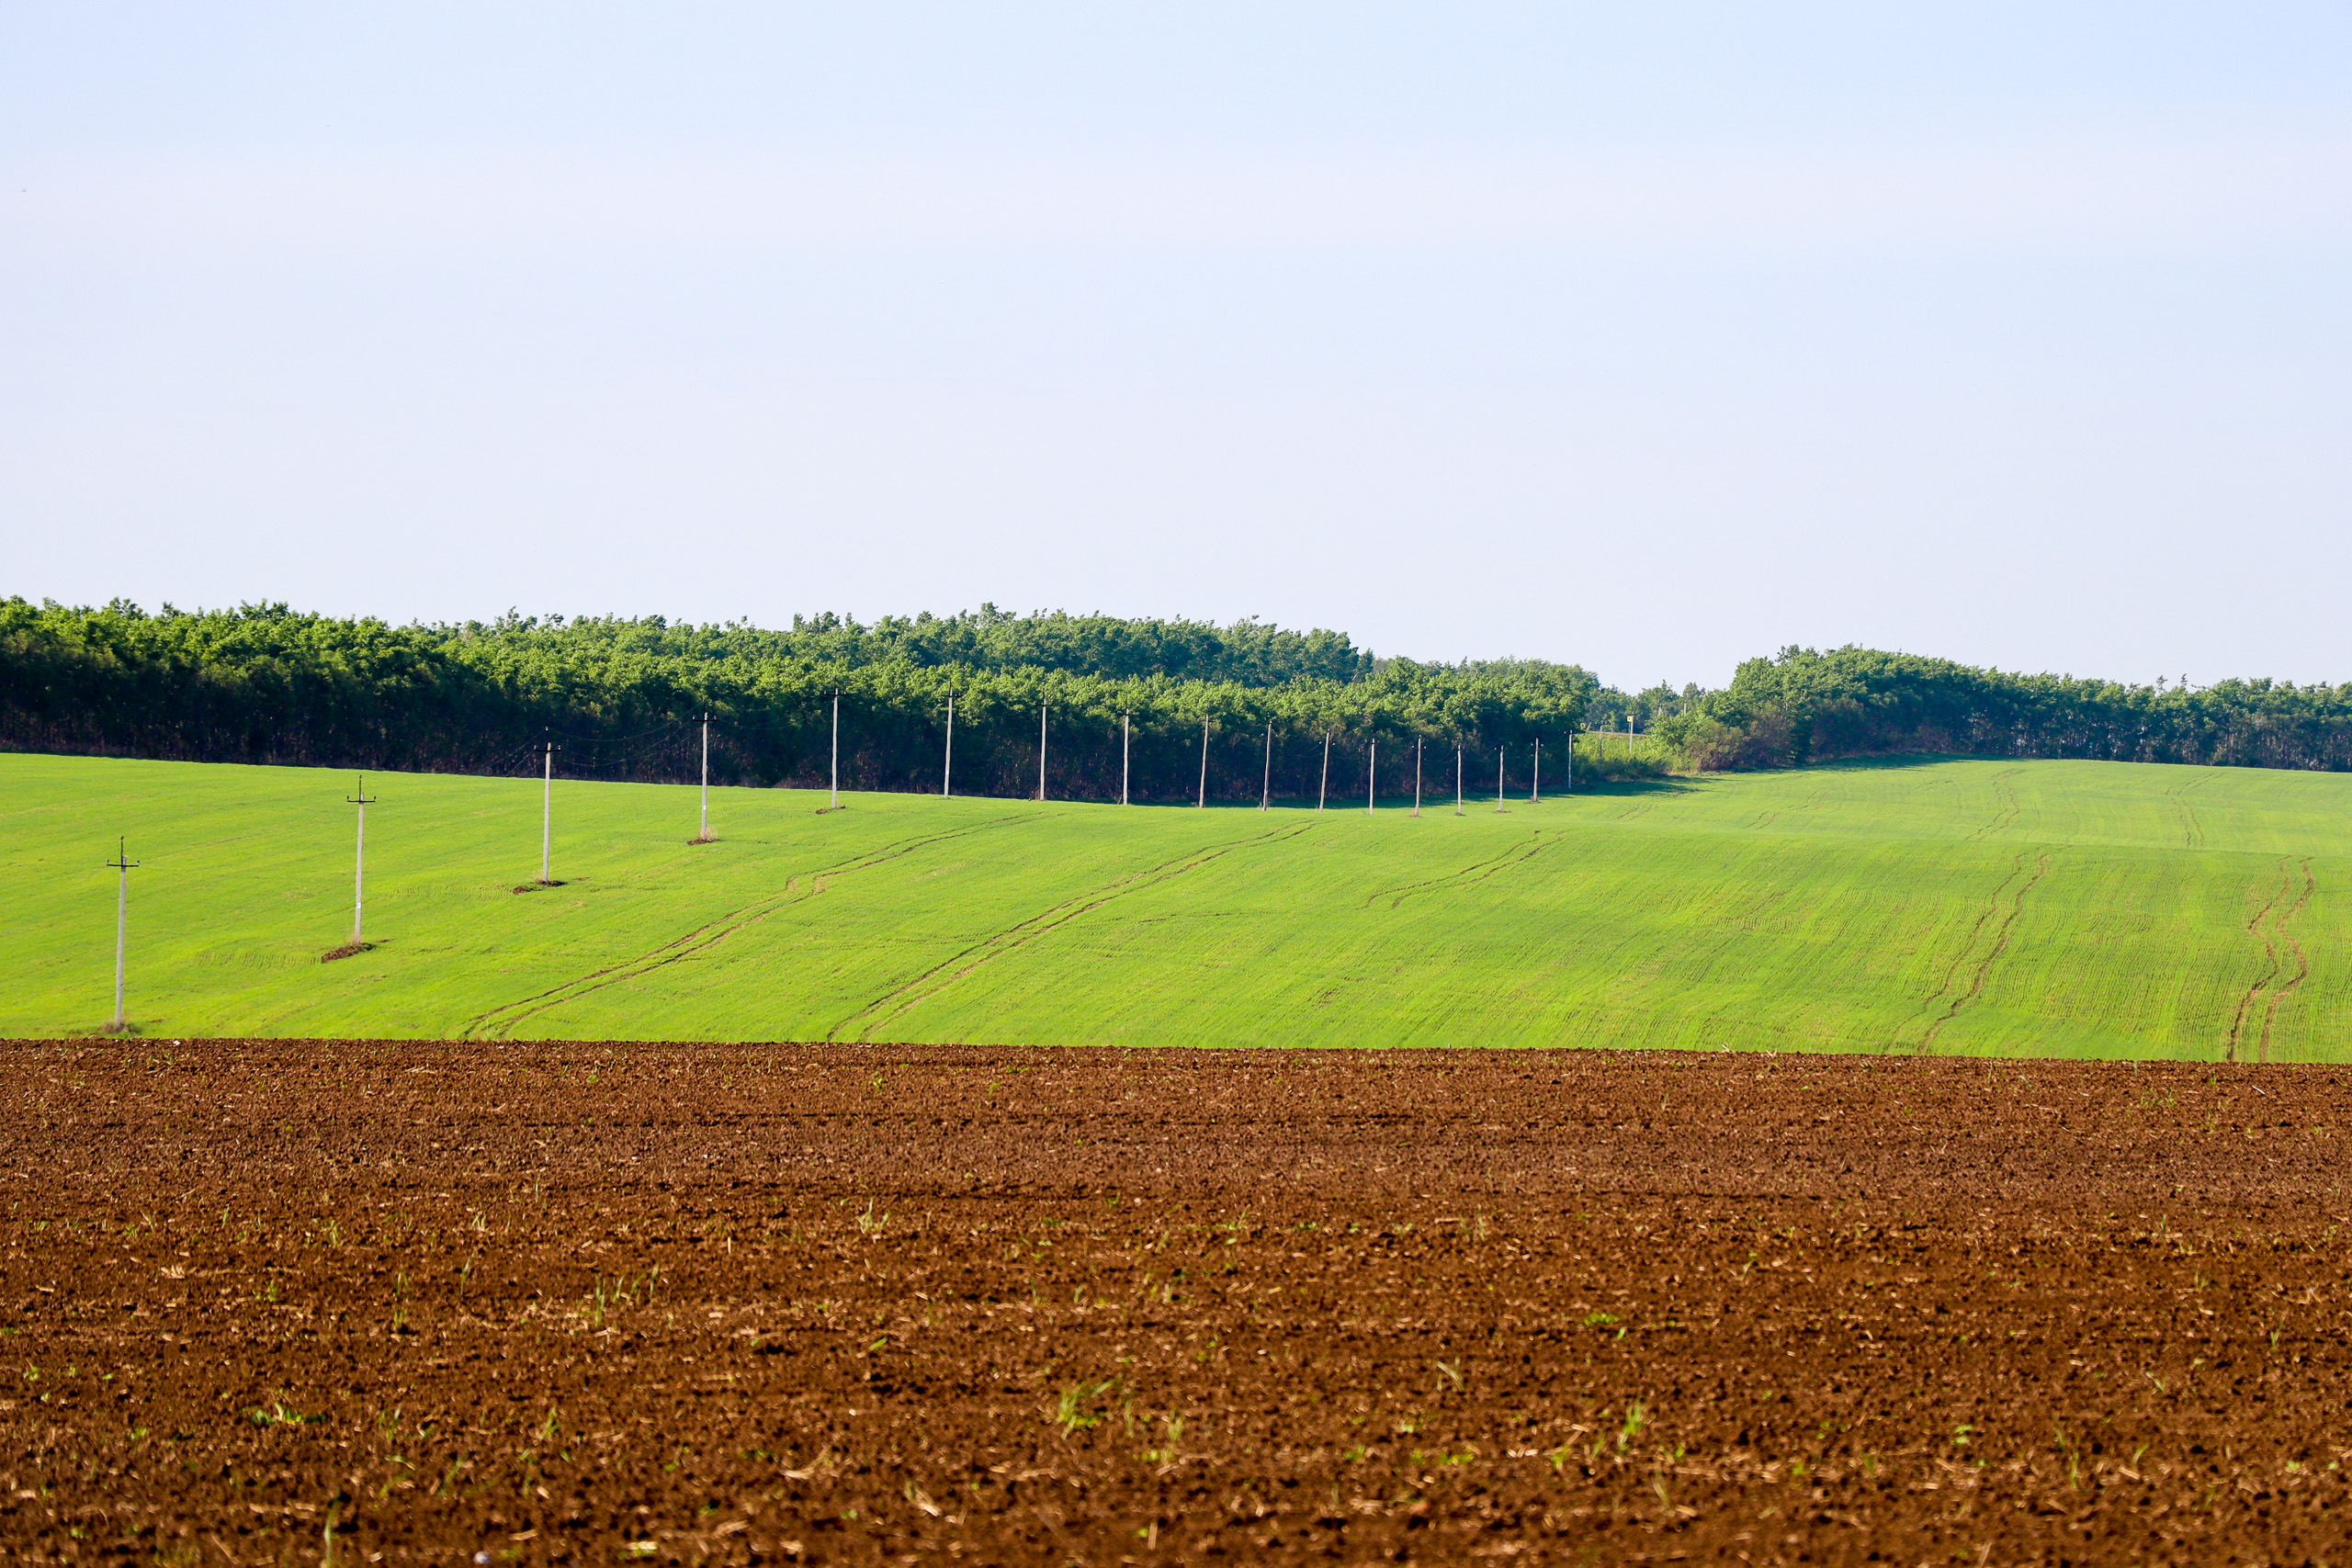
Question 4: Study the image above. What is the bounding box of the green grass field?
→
[0,750,2341,1057]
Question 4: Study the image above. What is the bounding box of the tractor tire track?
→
[2227,857,2315,1064]
[1919,852,2052,1053]
[1962,769,2024,842]
[1362,831,1555,911]
[1917,852,2032,1010]
[830,820,1318,1042]
[2163,773,2215,850]
[2257,859,2317,1064]
[461,815,1045,1040]
[2223,861,2292,1064]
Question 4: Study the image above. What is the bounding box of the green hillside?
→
[0,750,2340,1058]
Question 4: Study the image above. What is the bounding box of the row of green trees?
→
[13,601,2342,790]
[1657,647,2352,773]
[0,599,1653,801]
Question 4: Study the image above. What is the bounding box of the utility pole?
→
[697,713,712,840]
[1455,745,1464,817]
[1318,733,1331,811]
[1564,734,1574,795]
[541,738,560,884]
[1197,719,1209,807]
[1037,704,1048,802]
[1366,739,1376,816]
[346,773,378,944]
[1531,740,1541,804]
[943,691,955,798]
[1121,713,1130,806]
[1413,738,1423,817]
[830,691,841,809]
[1260,720,1272,810]
[105,838,137,1033]
[1496,747,1508,812]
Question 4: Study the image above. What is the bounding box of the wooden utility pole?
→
[1413,738,1422,817]
[943,693,955,798]
[831,692,841,808]
[1366,739,1376,816]
[346,773,378,943]
[1197,719,1209,808]
[1318,733,1331,810]
[105,838,137,1033]
[1261,720,1272,810]
[697,714,712,840]
[1037,704,1048,802]
[540,739,560,883]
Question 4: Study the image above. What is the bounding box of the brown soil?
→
[3,1043,2348,1564]
[318,943,376,964]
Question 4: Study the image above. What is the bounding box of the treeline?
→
[1657,647,2352,773]
[16,601,2340,790]
[0,598,1645,801]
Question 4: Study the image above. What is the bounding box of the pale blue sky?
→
[5,5,2348,686]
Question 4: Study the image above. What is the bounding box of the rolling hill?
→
[0,750,2339,1057]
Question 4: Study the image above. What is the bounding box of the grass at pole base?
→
[320,941,378,963]
[511,880,568,894]
[688,835,717,846]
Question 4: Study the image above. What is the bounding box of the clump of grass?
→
[1141,1414,1186,1465]
[245,1400,321,1427]
[2052,1424,2083,1489]
[1049,1379,1120,1438]
[582,1267,661,1328]
[1617,1402,1647,1454]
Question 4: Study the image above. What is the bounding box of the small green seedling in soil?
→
[1051,1380,1118,1438]
[1617,1403,1646,1454]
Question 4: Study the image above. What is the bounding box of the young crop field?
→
[0,750,2343,1057]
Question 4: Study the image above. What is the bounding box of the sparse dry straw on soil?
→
[4,1043,2348,1562]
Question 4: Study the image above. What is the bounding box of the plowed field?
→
[5,1043,2350,1563]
